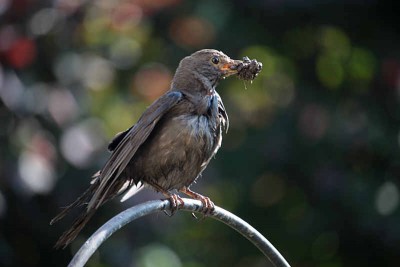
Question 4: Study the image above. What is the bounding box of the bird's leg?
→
[180,187,215,216]
[147,181,184,216]
[164,193,184,216]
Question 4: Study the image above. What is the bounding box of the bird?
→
[51,49,262,249]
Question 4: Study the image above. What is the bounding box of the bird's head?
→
[188,49,242,79]
[172,49,242,94]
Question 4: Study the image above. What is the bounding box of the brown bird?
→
[51,49,262,248]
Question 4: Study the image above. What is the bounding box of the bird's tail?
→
[50,185,96,226]
[53,208,96,249]
[51,171,134,249]
[50,181,99,249]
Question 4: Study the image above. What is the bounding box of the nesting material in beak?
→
[236,57,263,81]
[220,57,262,80]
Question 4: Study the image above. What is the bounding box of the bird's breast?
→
[163,114,217,152]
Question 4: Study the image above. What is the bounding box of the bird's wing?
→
[88,91,183,209]
[107,126,133,152]
[215,92,229,132]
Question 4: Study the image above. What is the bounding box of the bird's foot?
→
[197,195,215,217]
[146,181,185,216]
[180,187,215,216]
[163,194,184,217]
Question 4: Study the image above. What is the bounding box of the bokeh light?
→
[81,54,115,91]
[6,37,36,69]
[316,53,344,89]
[132,63,173,101]
[54,52,85,86]
[0,1,399,267]
[348,47,376,89]
[319,26,351,60]
[60,119,106,168]
[29,8,63,36]
[0,25,18,52]
[16,130,57,195]
[18,150,56,195]
[298,104,330,141]
[133,243,182,267]
[110,1,143,31]
[375,181,399,216]
[169,16,215,49]
[47,88,79,126]
[0,71,25,112]
[0,0,10,15]
[109,37,142,69]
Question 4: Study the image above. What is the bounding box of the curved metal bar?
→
[68,198,290,267]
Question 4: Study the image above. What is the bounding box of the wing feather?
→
[88,91,183,209]
[215,92,229,132]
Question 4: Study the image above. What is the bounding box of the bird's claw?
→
[163,194,184,217]
[191,196,214,220]
[179,187,215,219]
[198,195,215,216]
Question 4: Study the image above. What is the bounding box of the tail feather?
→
[51,173,134,249]
[54,209,96,249]
[50,185,96,225]
[51,183,99,249]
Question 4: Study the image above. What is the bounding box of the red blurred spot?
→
[382,59,400,89]
[169,16,215,49]
[111,3,142,30]
[132,64,172,101]
[6,37,36,69]
[298,104,329,141]
[55,0,82,15]
[31,133,57,163]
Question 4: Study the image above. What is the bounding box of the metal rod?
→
[68,198,290,267]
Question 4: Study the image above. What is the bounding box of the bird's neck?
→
[171,69,218,115]
[171,69,218,97]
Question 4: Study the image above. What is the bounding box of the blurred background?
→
[0,0,399,266]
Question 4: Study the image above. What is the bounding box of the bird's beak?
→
[219,59,242,77]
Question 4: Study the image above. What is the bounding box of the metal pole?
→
[68,198,290,267]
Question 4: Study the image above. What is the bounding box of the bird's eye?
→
[211,56,220,64]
